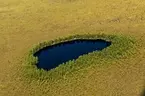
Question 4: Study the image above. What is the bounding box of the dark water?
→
[34,39,111,70]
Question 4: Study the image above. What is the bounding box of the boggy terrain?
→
[0,0,145,96]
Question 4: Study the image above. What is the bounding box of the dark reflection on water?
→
[34,39,111,70]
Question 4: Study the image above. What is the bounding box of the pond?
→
[34,39,111,70]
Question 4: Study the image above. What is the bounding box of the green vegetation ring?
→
[24,33,136,80]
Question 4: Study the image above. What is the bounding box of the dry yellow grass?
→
[0,0,145,96]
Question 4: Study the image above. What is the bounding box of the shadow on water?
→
[34,39,111,71]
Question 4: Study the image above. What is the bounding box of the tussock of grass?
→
[24,33,137,81]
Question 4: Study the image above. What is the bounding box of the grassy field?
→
[0,0,145,96]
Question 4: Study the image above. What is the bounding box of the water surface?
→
[34,39,111,70]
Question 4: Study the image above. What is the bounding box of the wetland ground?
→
[0,0,145,96]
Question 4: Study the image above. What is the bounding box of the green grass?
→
[24,34,137,81]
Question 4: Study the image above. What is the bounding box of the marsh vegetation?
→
[25,34,137,81]
[0,0,145,96]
